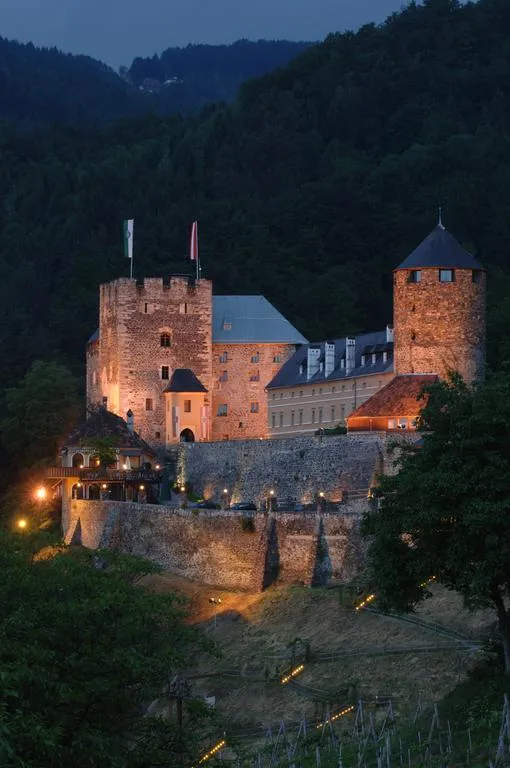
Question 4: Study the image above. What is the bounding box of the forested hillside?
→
[1,0,510,401]
[127,40,312,110]
[0,37,310,127]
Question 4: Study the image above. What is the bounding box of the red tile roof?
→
[348,375,438,419]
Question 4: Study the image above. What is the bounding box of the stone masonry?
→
[393,267,486,382]
[65,501,366,590]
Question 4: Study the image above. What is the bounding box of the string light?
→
[316,705,354,729]
[355,593,376,611]
[193,739,226,765]
[281,664,305,685]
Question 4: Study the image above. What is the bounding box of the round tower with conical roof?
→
[393,224,486,383]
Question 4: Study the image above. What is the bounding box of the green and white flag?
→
[123,219,134,260]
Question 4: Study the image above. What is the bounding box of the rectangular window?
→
[250,371,260,382]
[217,404,228,416]
[291,411,295,425]
[439,269,454,282]
[251,354,259,363]
[409,270,421,283]
[179,303,188,314]
[184,400,191,413]
[341,405,345,419]
[155,431,161,439]
[160,333,171,347]
[219,352,228,363]
[319,408,323,423]
[312,408,316,424]
[222,320,232,330]
[331,406,336,422]
[299,409,303,425]
[388,419,396,429]
[272,413,276,428]
[219,370,228,382]
[250,402,259,413]
[145,398,153,411]
[161,366,169,380]
[279,412,284,427]
[273,355,282,363]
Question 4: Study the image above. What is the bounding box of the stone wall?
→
[211,342,295,441]
[65,500,367,590]
[393,267,486,382]
[174,433,385,507]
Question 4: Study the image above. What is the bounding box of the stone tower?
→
[87,276,213,445]
[393,224,486,383]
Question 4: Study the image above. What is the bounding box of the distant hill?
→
[0,36,312,127]
[0,36,150,127]
[126,40,313,111]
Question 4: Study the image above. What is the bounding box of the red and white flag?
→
[190,220,198,261]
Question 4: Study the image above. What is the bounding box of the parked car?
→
[194,499,220,510]
[229,501,257,511]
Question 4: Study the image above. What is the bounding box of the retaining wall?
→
[65,500,367,590]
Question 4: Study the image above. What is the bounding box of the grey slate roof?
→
[396,225,482,270]
[88,329,99,343]
[164,369,208,393]
[213,296,308,344]
[267,330,394,389]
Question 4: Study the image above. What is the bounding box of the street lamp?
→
[101,483,108,490]
[17,519,27,530]
[35,486,47,501]
[139,484,145,491]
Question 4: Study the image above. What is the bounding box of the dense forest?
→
[0,36,310,126]
[1,0,510,416]
[127,40,312,110]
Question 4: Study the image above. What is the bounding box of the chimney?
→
[345,337,356,376]
[126,409,134,433]
[307,346,321,380]
[386,325,394,344]
[324,341,335,378]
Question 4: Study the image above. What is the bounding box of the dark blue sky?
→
[0,0,407,68]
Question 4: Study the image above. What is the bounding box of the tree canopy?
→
[0,533,212,767]
[362,372,510,672]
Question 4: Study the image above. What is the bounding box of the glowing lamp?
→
[223,488,228,494]
[270,489,275,496]
[77,482,82,488]
[96,459,100,466]
[101,483,107,490]
[319,491,325,498]
[180,485,186,492]
[122,463,128,470]
[139,484,145,491]
[155,464,160,470]
[79,464,84,469]
[17,519,27,530]
[35,486,47,501]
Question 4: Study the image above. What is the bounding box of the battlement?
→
[100,276,212,304]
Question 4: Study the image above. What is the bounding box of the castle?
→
[86,277,306,446]
[85,222,486,447]
[268,222,486,434]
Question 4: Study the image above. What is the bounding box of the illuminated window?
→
[161,366,169,380]
[217,404,228,416]
[160,333,171,347]
[439,269,454,282]
[184,400,191,413]
[145,398,153,411]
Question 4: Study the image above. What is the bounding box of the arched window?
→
[72,453,84,468]
[71,484,84,500]
[89,484,100,500]
[160,332,172,347]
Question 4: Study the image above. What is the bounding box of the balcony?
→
[46,467,162,483]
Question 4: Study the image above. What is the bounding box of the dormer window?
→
[340,359,345,369]
[383,351,388,363]
[299,363,305,376]
[409,270,421,283]
[319,361,324,372]
[439,269,454,282]
[361,354,366,366]
[222,319,232,330]
[372,353,376,365]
